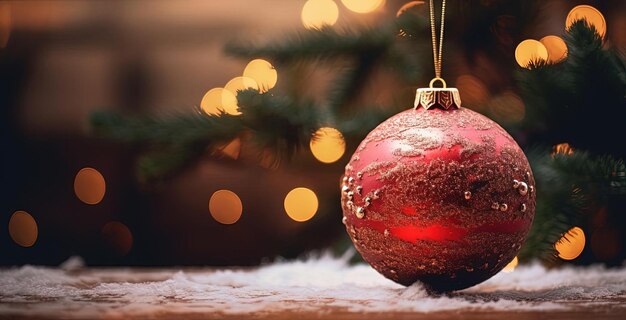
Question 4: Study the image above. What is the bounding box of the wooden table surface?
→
[1,258,625,319]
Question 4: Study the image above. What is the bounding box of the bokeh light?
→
[566,5,606,39]
[515,39,548,68]
[0,2,10,48]
[552,142,574,157]
[502,256,518,273]
[284,187,318,222]
[555,226,586,260]
[396,1,424,17]
[243,59,278,93]
[540,35,568,63]
[488,91,525,123]
[455,75,489,111]
[310,127,346,163]
[396,1,425,37]
[101,221,133,256]
[301,0,339,30]
[9,211,38,247]
[209,190,243,225]
[224,76,258,96]
[200,88,238,115]
[341,0,384,14]
[223,76,259,115]
[74,167,106,205]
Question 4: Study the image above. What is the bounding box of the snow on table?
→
[0,255,625,319]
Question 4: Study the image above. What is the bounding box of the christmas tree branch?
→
[225,24,395,65]
[90,90,328,181]
[520,149,626,261]
[514,20,626,155]
[236,89,323,157]
[90,109,243,145]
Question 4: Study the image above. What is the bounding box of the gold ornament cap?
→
[414,78,462,110]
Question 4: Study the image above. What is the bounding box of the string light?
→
[301,0,339,30]
[515,39,548,69]
[209,190,243,225]
[74,167,106,205]
[9,211,38,247]
[555,226,586,260]
[243,59,277,93]
[341,0,385,14]
[310,127,346,164]
[284,187,318,222]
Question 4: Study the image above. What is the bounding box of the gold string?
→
[429,0,447,80]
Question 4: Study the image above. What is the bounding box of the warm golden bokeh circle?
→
[225,76,258,96]
[224,76,259,114]
[301,0,339,30]
[515,39,548,68]
[9,211,38,247]
[74,167,106,205]
[310,127,346,163]
[555,226,586,260]
[341,0,385,14]
[502,256,518,273]
[566,5,606,38]
[243,59,277,93]
[540,35,568,63]
[201,88,238,115]
[101,221,133,256]
[284,187,318,222]
[209,190,243,225]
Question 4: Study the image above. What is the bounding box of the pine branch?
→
[519,149,626,261]
[237,89,323,157]
[225,24,396,65]
[326,52,384,113]
[90,90,326,180]
[91,110,244,181]
[514,20,626,156]
[338,106,401,140]
[90,109,243,145]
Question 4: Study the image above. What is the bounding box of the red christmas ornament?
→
[341,87,536,292]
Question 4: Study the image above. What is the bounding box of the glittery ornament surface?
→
[341,107,536,292]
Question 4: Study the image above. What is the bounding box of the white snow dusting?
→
[0,254,624,318]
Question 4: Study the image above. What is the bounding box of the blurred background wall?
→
[1,0,625,266]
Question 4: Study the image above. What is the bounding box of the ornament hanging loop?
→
[429,77,447,88]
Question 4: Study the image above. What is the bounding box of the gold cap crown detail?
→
[414,87,462,110]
